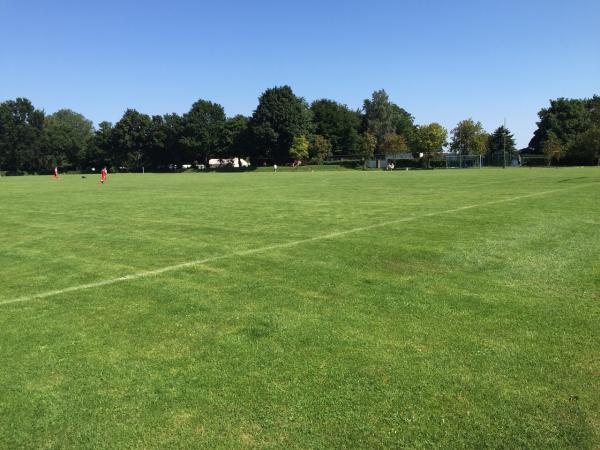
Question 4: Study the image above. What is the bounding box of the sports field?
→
[0,168,599,448]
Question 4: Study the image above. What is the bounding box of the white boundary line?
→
[0,183,594,307]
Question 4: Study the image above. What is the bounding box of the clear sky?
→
[1,0,599,148]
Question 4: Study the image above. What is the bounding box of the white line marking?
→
[0,183,595,307]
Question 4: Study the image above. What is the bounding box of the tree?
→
[543,132,566,166]
[0,98,45,173]
[449,119,488,155]
[181,100,227,165]
[223,115,251,159]
[309,135,333,164]
[380,133,408,155]
[363,89,395,149]
[413,123,447,168]
[44,109,94,169]
[163,113,185,166]
[145,115,168,168]
[358,132,377,169]
[589,95,600,125]
[310,99,361,155]
[529,97,593,154]
[112,109,153,168]
[569,127,600,165]
[86,121,114,169]
[249,86,312,163]
[289,135,309,161]
[489,125,516,166]
[390,104,416,143]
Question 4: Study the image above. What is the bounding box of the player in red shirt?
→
[100,167,108,184]
[53,166,59,180]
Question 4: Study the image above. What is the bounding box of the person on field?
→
[53,166,59,180]
[273,164,278,172]
[100,166,108,184]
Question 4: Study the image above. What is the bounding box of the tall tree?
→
[413,123,447,168]
[529,97,593,154]
[358,132,377,169]
[44,109,94,169]
[390,104,416,143]
[181,100,227,165]
[86,121,114,169]
[0,98,45,172]
[249,86,312,163]
[449,119,488,155]
[380,133,408,155]
[112,109,153,168]
[309,135,333,164]
[363,89,395,149]
[489,125,516,165]
[542,132,565,166]
[289,135,309,161]
[311,99,361,155]
[145,115,169,168]
[163,113,185,166]
[569,127,600,165]
[223,115,251,159]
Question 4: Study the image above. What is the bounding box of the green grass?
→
[252,163,352,172]
[0,168,599,448]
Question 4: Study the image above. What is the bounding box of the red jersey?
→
[54,167,58,177]
[101,168,107,180]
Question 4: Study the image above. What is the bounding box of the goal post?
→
[519,155,547,166]
[432,154,482,168]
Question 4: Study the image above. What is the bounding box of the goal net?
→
[431,154,482,168]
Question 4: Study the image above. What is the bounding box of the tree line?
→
[527,96,600,165]
[0,87,598,173]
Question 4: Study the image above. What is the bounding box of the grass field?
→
[0,168,599,448]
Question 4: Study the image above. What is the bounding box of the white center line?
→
[0,183,595,307]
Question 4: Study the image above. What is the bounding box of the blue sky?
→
[1,0,599,148]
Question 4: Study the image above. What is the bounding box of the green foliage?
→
[413,123,447,167]
[390,104,416,142]
[0,98,45,172]
[309,135,333,164]
[44,109,94,169]
[87,121,114,168]
[363,90,416,154]
[489,125,517,161]
[358,132,377,168]
[223,115,251,158]
[529,97,599,155]
[449,119,489,155]
[569,127,600,164]
[289,135,309,161]
[112,109,153,168]
[5,92,600,173]
[380,132,408,155]
[162,113,185,165]
[144,115,168,168]
[363,89,395,148]
[249,86,312,163]
[181,100,227,164]
[310,99,361,155]
[542,132,566,165]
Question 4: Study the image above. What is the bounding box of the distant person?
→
[100,166,108,185]
[273,164,278,172]
[53,166,59,180]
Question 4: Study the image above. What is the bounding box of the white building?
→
[208,158,250,169]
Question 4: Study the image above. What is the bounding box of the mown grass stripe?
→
[0,182,592,307]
